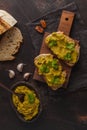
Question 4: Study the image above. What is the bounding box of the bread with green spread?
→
[45,32,80,66]
[34,53,69,90]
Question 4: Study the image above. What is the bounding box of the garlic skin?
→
[23,73,31,80]
[8,70,15,79]
[17,63,26,72]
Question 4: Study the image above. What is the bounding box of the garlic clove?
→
[8,70,15,79]
[17,63,26,72]
[23,73,31,80]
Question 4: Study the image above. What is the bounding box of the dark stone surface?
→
[0,0,87,130]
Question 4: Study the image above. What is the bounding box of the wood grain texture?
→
[58,10,75,35]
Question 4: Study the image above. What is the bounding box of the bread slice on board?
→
[0,27,23,61]
[0,10,17,35]
[45,32,80,67]
[34,53,71,90]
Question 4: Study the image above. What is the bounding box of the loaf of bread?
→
[0,10,17,35]
[0,27,23,61]
[34,53,70,90]
[45,32,80,66]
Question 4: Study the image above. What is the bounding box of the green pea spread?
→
[12,85,40,121]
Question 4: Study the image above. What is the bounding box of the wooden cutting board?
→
[33,10,75,88]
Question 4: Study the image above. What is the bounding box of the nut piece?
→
[40,19,47,28]
[35,25,44,33]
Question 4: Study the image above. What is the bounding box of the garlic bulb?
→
[8,70,15,79]
[17,63,26,72]
[23,73,31,80]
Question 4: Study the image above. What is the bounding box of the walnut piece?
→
[35,25,44,33]
[40,19,47,28]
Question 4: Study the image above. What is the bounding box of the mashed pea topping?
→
[34,54,66,90]
[45,32,79,65]
[12,85,40,121]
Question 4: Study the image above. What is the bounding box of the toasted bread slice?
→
[0,27,23,61]
[45,32,80,66]
[34,53,71,90]
[0,10,17,35]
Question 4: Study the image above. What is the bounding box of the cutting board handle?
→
[58,10,75,36]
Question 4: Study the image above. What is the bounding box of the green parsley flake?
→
[49,40,57,47]
[64,53,72,61]
[28,93,35,104]
[66,42,75,50]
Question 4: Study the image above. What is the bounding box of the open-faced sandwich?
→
[45,32,80,66]
[34,53,71,90]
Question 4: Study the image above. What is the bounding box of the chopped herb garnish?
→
[28,93,35,104]
[40,64,49,73]
[66,42,75,50]
[64,53,72,61]
[51,76,60,84]
[52,59,58,70]
[47,61,52,67]
[49,40,57,47]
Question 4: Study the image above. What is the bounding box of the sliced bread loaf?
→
[0,27,23,61]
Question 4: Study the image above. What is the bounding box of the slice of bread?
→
[0,27,23,61]
[0,10,17,35]
[45,32,80,66]
[34,53,71,90]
